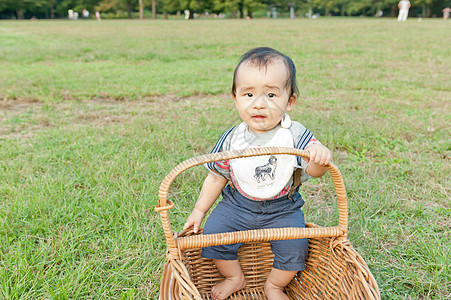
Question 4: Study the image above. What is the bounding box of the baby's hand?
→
[305,144,332,166]
[183,207,205,234]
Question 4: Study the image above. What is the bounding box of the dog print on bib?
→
[254,156,278,183]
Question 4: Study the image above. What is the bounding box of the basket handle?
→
[156,147,348,254]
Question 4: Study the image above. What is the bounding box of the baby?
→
[183,47,331,300]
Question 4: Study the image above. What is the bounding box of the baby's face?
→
[233,60,296,135]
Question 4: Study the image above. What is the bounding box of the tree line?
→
[0,0,448,20]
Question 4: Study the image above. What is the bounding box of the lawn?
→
[0,18,449,299]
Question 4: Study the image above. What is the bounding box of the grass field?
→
[0,18,450,299]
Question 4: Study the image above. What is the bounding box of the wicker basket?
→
[156,147,380,299]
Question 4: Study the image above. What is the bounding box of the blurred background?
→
[0,0,450,20]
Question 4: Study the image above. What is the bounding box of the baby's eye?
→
[267,93,276,99]
[245,93,253,98]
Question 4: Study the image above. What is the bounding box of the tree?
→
[412,0,433,17]
[1,0,49,19]
[179,0,200,18]
[94,0,138,17]
[95,0,118,12]
[342,0,369,15]
[122,0,138,17]
[212,0,263,18]
[0,0,447,18]
[49,0,54,18]
[139,0,144,18]
[312,0,339,15]
[160,0,180,16]
[212,0,237,16]
[244,0,265,17]
[141,0,159,19]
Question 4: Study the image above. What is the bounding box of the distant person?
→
[184,10,190,20]
[73,11,79,20]
[443,7,451,20]
[397,0,411,22]
[68,9,74,20]
[95,11,101,21]
[83,9,89,20]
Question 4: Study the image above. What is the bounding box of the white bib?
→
[229,114,297,199]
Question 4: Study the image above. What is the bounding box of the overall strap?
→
[288,168,302,197]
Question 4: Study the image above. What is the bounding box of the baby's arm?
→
[183,172,228,233]
[304,144,332,178]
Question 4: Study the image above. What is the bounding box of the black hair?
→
[231,47,299,98]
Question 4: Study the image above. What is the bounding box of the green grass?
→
[0,18,450,299]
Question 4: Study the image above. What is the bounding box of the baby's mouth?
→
[252,115,266,120]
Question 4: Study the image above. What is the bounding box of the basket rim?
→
[156,147,348,257]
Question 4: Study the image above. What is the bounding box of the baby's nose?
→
[252,95,266,109]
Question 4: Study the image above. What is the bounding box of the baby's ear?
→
[287,94,297,110]
[233,95,238,107]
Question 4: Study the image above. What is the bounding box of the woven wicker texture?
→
[157,147,380,299]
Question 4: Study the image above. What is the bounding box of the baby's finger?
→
[183,221,192,230]
[308,148,317,162]
[316,149,326,165]
[325,151,332,165]
[193,223,200,234]
[319,150,332,165]
[313,150,324,165]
